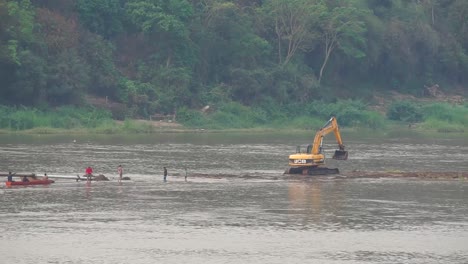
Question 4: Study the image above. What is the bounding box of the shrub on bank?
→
[385,101,467,132]
[387,101,423,123]
[359,111,386,130]
[304,100,369,126]
[176,107,211,127]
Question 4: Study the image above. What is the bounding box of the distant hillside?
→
[0,0,466,119]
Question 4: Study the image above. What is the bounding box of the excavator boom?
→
[310,117,346,155]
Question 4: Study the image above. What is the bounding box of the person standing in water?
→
[163,167,168,182]
[117,165,123,182]
[85,166,93,182]
[7,171,15,182]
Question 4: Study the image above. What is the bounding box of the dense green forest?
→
[0,0,467,131]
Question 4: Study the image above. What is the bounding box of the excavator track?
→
[285,167,340,175]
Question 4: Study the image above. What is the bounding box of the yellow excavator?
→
[285,116,348,175]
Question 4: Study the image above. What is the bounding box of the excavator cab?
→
[295,145,313,154]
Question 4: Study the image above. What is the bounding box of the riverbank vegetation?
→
[0,1,466,133]
[0,101,466,134]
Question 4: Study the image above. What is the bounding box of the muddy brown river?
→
[0,132,467,263]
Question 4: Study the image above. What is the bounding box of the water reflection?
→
[288,180,323,213]
[85,181,92,199]
[287,179,348,231]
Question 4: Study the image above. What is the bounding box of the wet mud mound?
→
[178,173,241,179]
[341,171,468,180]
[177,171,468,181]
[171,172,269,180]
[93,174,110,181]
[77,174,110,181]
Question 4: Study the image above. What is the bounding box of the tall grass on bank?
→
[387,101,467,132]
[1,102,465,134]
[177,100,386,130]
[178,100,467,132]
[0,106,113,130]
[420,103,468,132]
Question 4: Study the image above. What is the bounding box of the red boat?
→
[5,179,55,187]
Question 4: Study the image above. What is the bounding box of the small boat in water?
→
[5,179,55,187]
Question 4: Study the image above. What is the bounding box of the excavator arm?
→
[310,117,348,160]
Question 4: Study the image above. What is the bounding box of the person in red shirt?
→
[85,166,93,182]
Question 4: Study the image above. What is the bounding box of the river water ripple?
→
[0,133,467,264]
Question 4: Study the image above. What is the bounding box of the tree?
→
[79,32,119,98]
[446,0,468,49]
[125,0,193,67]
[0,0,38,105]
[3,50,47,105]
[35,8,79,54]
[418,0,444,26]
[263,0,325,65]
[124,0,195,113]
[317,2,368,84]
[194,1,270,81]
[0,0,35,65]
[77,0,126,38]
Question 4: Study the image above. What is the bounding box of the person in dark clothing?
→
[163,167,168,182]
[7,171,15,182]
[117,165,123,182]
[22,176,29,182]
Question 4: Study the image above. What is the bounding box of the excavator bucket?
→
[333,150,348,160]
